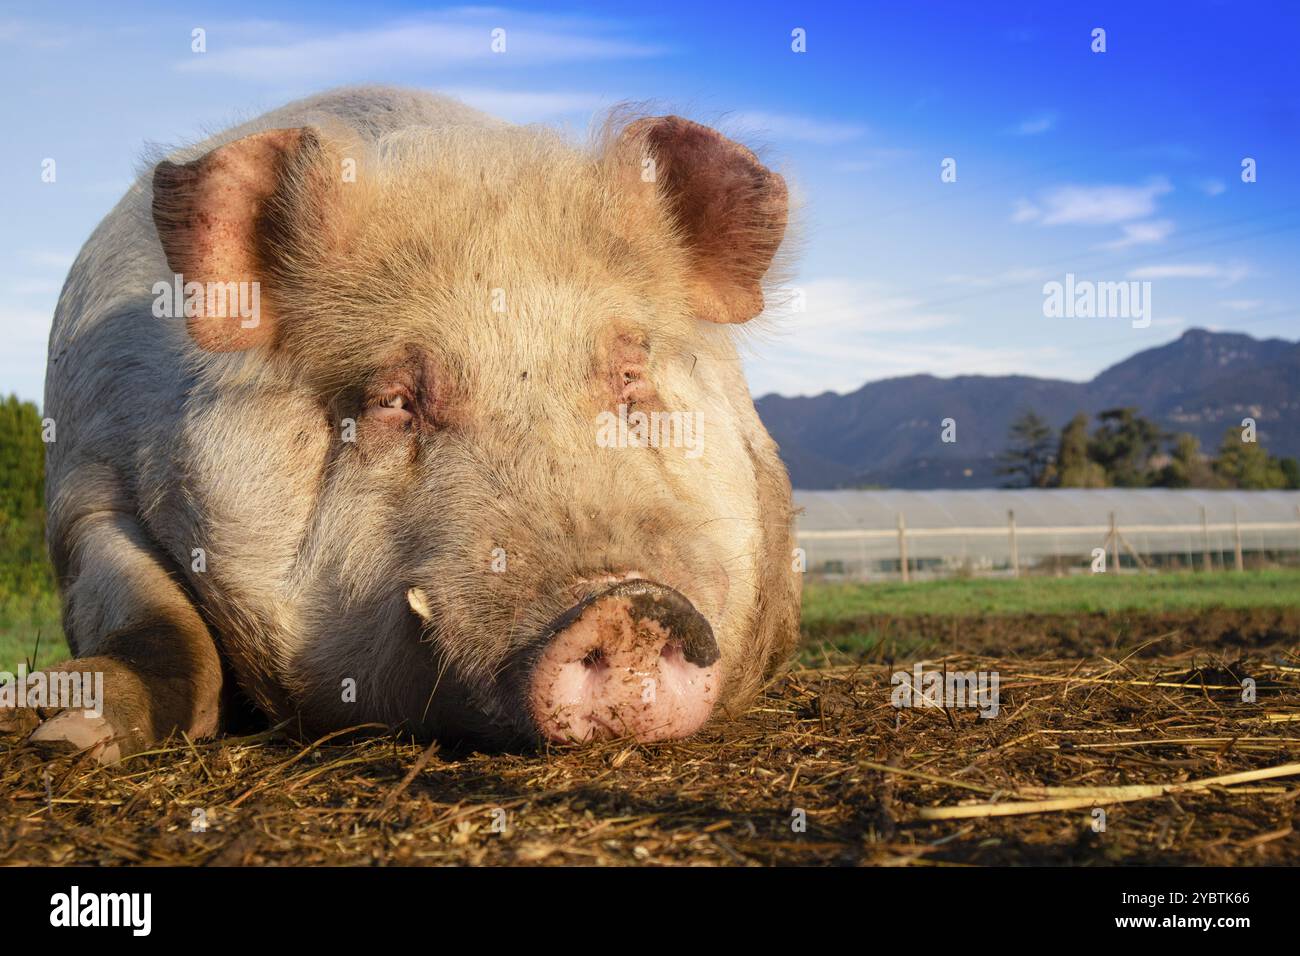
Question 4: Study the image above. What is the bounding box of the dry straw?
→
[2,643,1297,865]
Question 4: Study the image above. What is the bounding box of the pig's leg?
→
[24,511,222,764]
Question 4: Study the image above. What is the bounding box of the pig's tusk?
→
[406,587,434,623]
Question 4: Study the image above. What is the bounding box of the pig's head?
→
[149,111,799,747]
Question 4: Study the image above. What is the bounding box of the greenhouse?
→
[793,489,1300,579]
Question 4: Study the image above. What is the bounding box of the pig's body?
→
[36,87,800,760]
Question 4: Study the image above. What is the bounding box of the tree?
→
[0,395,45,519]
[998,411,1056,488]
[1055,412,1107,488]
[0,395,53,595]
[1154,432,1219,488]
[1280,457,1300,490]
[1213,425,1289,489]
[1088,407,1164,487]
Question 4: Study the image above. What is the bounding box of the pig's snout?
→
[530,580,720,744]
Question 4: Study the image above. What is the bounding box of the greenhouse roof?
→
[793,489,1300,531]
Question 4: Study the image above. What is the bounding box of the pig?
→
[23,86,800,763]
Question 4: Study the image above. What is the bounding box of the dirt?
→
[804,606,1300,663]
[2,607,1297,866]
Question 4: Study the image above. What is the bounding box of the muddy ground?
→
[2,608,1297,866]
[803,605,1300,663]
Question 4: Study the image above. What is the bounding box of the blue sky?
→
[2,0,1297,402]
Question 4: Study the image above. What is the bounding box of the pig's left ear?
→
[618,116,788,325]
[151,128,326,351]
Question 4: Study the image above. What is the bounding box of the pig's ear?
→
[619,116,788,325]
[151,128,321,352]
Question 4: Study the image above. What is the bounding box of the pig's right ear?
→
[151,128,322,352]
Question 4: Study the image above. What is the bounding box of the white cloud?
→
[1199,179,1227,197]
[1011,199,1040,223]
[1011,111,1056,136]
[2,250,72,400]
[1097,219,1174,250]
[743,276,1048,395]
[1129,263,1223,279]
[0,17,76,48]
[780,277,953,335]
[176,15,665,80]
[6,277,62,296]
[746,331,1063,397]
[943,267,1045,288]
[439,87,609,122]
[21,250,75,271]
[1219,299,1265,312]
[1014,178,1172,226]
[1127,261,1251,286]
[723,111,866,145]
[0,306,53,403]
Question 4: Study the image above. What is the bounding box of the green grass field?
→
[0,587,62,673]
[3,568,1299,674]
[802,567,1300,624]
[799,567,1300,663]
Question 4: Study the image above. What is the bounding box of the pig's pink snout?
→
[531,581,721,743]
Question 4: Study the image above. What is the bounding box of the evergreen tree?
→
[1154,432,1219,488]
[1280,457,1300,490]
[1213,425,1288,489]
[1088,407,1164,487]
[998,411,1056,488]
[0,395,53,594]
[1055,412,1107,488]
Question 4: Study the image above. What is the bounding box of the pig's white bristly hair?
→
[49,86,801,742]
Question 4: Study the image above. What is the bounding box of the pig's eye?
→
[364,388,415,426]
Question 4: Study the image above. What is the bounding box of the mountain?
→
[755,328,1300,489]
